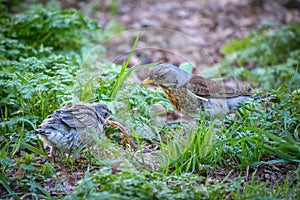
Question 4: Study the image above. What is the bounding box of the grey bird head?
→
[144,63,191,88]
[93,103,111,120]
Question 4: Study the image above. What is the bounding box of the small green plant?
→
[66,165,300,199]
[65,166,207,199]
[160,120,216,174]
[220,22,300,90]
[211,87,300,169]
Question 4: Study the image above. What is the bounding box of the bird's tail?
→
[227,94,279,113]
[252,95,280,103]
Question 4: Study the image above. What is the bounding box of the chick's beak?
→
[141,78,155,85]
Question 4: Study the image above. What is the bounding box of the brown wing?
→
[187,75,250,98]
[58,104,100,130]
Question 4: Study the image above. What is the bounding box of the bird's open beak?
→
[141,78,155,85]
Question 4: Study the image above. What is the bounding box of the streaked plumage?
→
[142,63,255,118]
[35,103,110,157]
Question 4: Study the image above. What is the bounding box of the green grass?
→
[65,166,300,199]
[0,1,299,199]
[219,22,300,90]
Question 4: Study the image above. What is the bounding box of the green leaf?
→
[110,34,141,98]
[20,163,35,170]
[179,62,193,74]
[21,142,47,157]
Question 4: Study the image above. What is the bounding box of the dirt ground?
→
[66,0,300,67]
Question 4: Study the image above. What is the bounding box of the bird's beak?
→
[141,78,155,85]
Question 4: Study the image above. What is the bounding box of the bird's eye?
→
[157,72,166,79]
[103,111,110,119]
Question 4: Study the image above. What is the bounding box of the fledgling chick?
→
[34,103,110,159]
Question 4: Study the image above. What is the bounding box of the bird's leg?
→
[73,147,89,163]
[121,136,127,150]
[50,147,56,163]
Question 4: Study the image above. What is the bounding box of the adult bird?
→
[35,103,137,160]
[142,63,257,119]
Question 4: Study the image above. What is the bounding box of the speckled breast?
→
[160,85,202,117]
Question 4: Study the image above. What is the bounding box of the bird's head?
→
[93,103,111,120]
[142,63,191,88]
